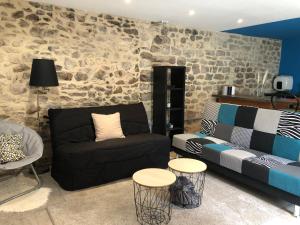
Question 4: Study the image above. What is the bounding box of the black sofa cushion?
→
[48,103,150,148]
[55,133,169,169]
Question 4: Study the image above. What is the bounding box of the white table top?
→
[168,158,207,173]
[132,168,176,188]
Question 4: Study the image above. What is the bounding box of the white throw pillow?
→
[91,112,125,142]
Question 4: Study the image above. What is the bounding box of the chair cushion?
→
[0,120,43,169]
[0,133,25,164]
[55,133,170,169]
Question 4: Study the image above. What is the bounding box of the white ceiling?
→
[31,0,300,31]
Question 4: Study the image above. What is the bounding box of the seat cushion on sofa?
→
[242,154,292,183]
[174,134,226,156]
[55,133,170,169]
[242,155,300,197]
[269,162,300,197]
[172,133,199,151]
[202,142,263,168]
[220,150,257,173]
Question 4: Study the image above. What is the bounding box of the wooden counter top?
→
[212,94,298,110]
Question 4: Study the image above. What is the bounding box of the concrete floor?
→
[0,170,298,225]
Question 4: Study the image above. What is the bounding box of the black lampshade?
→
[29,59,59,87]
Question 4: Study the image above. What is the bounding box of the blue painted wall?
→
[279,37,300,94]
[225,18,300,94]
[225,18,300,39]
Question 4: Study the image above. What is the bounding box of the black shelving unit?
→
[152,66,185,138]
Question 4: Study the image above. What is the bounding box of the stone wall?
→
[0,0,281,165]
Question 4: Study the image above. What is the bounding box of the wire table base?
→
[133,181,172,225]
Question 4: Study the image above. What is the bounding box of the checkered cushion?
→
[254,108,281,134]
[230,126,253,149]
[218,104,238,125]
[202,102,220,121]
[214,123,233,142]
[235,106,258,129]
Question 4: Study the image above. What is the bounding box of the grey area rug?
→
[0,171,298,225]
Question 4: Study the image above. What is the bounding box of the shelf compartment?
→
[167,86,184,91]
[166,127,184,131]
[166,107,183,111]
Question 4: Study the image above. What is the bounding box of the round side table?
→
[133,168,176,225]
[168,158,207,209]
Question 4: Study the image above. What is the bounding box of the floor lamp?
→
[29,59,59,129]
[29,59,59,174]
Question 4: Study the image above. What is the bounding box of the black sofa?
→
[48,102,170,191]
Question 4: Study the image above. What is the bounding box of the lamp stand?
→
[36,87,41,132]
[36,87,48,131]
[33,87,51,174]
